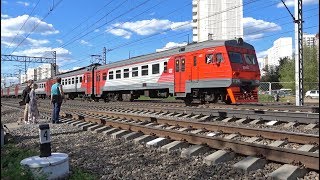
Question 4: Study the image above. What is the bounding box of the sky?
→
[1,0,319,86]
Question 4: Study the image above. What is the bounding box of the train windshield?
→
[228,52,242,63]
[243,54,257,65]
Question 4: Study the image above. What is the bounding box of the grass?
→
[1,141,97,180]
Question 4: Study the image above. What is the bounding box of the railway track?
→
[48,101,319,129]
[2,98,319,178]
[2,101,319,177]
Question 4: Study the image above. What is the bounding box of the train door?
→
[85,72,92,94]
[95,71,101,95]
[191,54,199,82]
[174,56,186,93]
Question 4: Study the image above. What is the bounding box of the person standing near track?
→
[28,83,40,124]
[50,77,66,124]
[21,79,34,124]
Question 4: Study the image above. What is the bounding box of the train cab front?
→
[225,41,260,103]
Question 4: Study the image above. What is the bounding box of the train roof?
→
[97,39,254,69]
[54,63,101,77]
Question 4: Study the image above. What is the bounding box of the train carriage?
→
[89,38,260,104]
[1,38,260,105]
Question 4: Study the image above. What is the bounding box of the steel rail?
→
[58,107,319,144]
[69,113,320,170]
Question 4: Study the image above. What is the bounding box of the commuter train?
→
[1,38,261,105]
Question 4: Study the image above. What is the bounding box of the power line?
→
[58,0,114,41]
[61,0,261,68]
[61,0,153,48]
[5,0,41,54]
[10,0,64,55]
[59,0,129,48]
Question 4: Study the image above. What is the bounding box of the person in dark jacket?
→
[22,79,33,124]
[51,77,65,124]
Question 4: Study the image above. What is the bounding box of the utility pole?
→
[280,0,303,106]
[103,47,106,65]
[294,0,303,106]
[53,51,57,76]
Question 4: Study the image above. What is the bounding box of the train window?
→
[109,71,114,80]
[123,69,129,78]
[80,76,83,82]
[175,60,180,72]
[181,59,185,72]
[116,70,121,79]
[206,54,213,64]
[193,56,197,66]
[228,52,243,63]
[216,53,224,63]
[164,62,168,73]
[76,77,78,83]
[102,73,107,80]
[152,64,159,74]
[44,84,45,88]
[141,65,148,76]
[72,78,74,84]
[244,54,257,65]
[132,67,138,77]
[68,79,71,84]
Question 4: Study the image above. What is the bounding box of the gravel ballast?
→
[1,100,319,179]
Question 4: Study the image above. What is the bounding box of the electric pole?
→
[103,47,106,65]
[280,0,303,106]
[294,0,303,106]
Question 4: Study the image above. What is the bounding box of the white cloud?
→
[94,29,100,33]
[80,39,92,46]
[1,15,59,36]
[17,1,30,6]
[1,14,10,19]
[1,35,49,47]
[277,0,318,7]
[257,50,268,58]
[243,17,281,41]
[12,47,73,66]
[107,19,192,38]
[56,39,63,44]
[2,1,8,4]
[108,28,132,39]
[156,42,187,52]
[1,15,59,47]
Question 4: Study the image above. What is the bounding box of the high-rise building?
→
[267,37,292,66]
[21,63,58,83]
[303,33,316,47]
[192,0,243,42]
[36,63,57,81]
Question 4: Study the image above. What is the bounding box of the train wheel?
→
[224,97,232,104]
[184,94,193,106]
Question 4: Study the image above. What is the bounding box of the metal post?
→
[294,0,303,106]
[269,82,272,95]
[103,47,106,65]
[53,51,57,76]
[39,124,51,157]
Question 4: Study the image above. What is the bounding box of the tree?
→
[261,65,279,82]
[303,45,319,91]
[279,57,295,90]
[276,45,319,92]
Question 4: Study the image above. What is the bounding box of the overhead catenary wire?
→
[61,0,265,68]
[5,0,41,54]
[60,0,153,49]
[10,0,64,55]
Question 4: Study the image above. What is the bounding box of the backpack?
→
[22,87,31,103]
